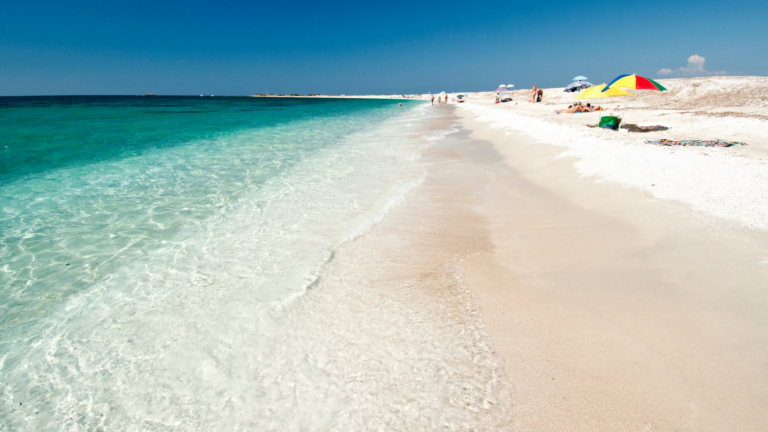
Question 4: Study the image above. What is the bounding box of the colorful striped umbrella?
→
[602,74,667,128]
[603,74,667,92]
[575,84,629,99]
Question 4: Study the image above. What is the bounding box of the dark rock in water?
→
[143,93,156,96]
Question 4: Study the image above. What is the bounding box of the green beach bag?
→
[599,116,619,130]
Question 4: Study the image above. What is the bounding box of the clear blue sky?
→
[1,0,765,95]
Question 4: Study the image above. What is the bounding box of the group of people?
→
[526,84,607,113]
[530,85,544,103]
[555,102,602,113]
[430,94,449,106]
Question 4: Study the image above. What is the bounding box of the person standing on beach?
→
[530,85,538,103]
[431,94,434,105]
[445,94,449,104]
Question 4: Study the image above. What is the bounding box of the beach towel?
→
[588,124,670,132]
[645,139,747,147]
[635,125,667,132]
[622,124,669,132]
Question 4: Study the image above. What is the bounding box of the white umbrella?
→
[507,84,514,88]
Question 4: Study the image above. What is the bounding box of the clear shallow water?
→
[1,96,414,329]
[0,97,512,430]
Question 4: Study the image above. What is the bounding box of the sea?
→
[0,96,511,430]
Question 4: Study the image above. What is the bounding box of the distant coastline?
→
[250,94,409,99]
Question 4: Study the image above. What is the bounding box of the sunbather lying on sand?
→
[556,103,601,113]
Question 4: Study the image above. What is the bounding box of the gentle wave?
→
[0,100,514,430]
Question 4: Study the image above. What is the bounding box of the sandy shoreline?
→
[261,82,768,429]
[5,89,766,428]
[453,107,768,431]
[355,98,768,430]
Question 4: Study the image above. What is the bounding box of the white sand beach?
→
[6,82,765,430]
[351,77,768,430]
[210,79,768,429]
[459,76,768,230]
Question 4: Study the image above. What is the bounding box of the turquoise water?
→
[0,97,513,430]
[1,97,380,183]
[1,96,412,330]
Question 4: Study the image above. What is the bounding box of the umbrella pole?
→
[619,93,629,130]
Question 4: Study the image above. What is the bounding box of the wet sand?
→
[300,105,515,429]
[356,104,768,430]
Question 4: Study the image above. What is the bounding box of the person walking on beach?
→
[431,94,434,105]
[445,94,449,104]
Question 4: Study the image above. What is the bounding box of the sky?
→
[1,0,766,96]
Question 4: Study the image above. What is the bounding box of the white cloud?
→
[657,55,726,77]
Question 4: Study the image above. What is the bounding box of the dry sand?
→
[449,80,768,429]
[268,83,768,429]
[357,92,768,430]
[458,77,768,231]
[453,112,768,431]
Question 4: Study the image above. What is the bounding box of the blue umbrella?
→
[573,75,588,81]
[564,80,593,92]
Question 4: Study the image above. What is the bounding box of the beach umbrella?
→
[603,74,667,128]
[575,84,629,99]
[573,76,588,81]
[564,81,593,92]
[575,84,631,122]
[507,84,514,88]
[494,87,509,93]
[603,74,667,92]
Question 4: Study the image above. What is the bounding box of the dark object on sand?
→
[599,116,620,130]
[620,124,670,133]
[645,139,747,147]
[587,122,670,133]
